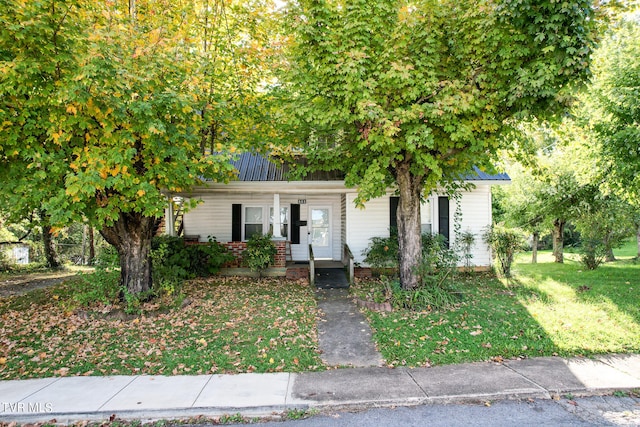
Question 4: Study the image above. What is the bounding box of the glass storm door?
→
[309,207,332,259]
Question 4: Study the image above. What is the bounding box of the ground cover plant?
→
[353,248,640,367]
[0,277,322,380]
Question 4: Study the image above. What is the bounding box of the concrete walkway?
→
[315,288,384,367]
[1,354,639,424]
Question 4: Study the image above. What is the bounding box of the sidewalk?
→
[1,354,638,424]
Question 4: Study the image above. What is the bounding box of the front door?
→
[309,206,332,259]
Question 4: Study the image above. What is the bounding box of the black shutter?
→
[438,196,450,248]
[232,204,242,241]
[291,204,300,244]
[390,196,399,233]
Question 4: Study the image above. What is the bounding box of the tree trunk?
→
[88,225,95,265]
[395,159,423,290]
[552,219,565,263]
[100,212,158,297]
[42,223,61,269]
[82,224,96,265]
[604,231,616,262]
[531,231,539,264]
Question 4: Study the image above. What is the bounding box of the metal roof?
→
[230,152,509,182]
[231,152,345,182]
[463,166,511,181]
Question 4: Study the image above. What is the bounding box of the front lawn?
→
[0,277,322,380]
[354,250,640,367]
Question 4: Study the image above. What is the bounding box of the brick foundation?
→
[286,267,309,281]
[354,267,373,279]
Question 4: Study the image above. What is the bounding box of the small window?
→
[269,207,289,238]
[244,207,263,239]
[421,198,432,235]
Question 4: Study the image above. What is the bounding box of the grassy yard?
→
[354,246,640,367]
[1,242,639,379]
[0,277,322,380]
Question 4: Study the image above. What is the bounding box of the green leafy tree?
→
[0,1,237,296]
[284,0,594,289]
[585,17,640,256]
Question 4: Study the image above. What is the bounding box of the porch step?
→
[314,268,349,289]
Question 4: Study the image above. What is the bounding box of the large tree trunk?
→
[531,231,539,264]
[395,159,423,290]
[100,212,158,296]
[42,223,61,269]
[552,218,565,263]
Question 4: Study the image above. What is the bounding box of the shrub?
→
[151,235,234,296]
[457,230,476,272]
[579,237,607,270]
[243,233,277,276]
[382,276,461,311]
[482,225,525,278]
[75,262,121,308]
[362,233,399,271]
[0,249,13,272]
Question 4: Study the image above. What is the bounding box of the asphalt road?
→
[231,396,640,427]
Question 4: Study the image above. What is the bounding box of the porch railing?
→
[309,244,315,286]
[343,243,355,284]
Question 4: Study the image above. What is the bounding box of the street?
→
[233,396,640,427]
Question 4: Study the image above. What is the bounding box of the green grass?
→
[2,241,639,379]
[354,247,640,367]
[0,277,322,379]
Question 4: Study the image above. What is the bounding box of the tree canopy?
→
[587,17,640,206]
[0,0,278,295]
[284,0,595,289]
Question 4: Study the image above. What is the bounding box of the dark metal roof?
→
[231,152,345,182]
[230,152,509,182]
[463,166,511,181]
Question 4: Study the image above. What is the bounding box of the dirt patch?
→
[0,271,80,297]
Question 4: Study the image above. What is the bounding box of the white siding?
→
[346,185,493,267]
[182,184,494,266]
[182,193,342,261]
[450,185,492,267]
[345,193,391,263]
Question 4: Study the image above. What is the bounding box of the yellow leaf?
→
[66,105,77,115]
[0,357,6,365]
[269,358,275,364]
[137,189,146,197]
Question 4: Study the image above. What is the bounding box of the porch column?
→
[166,196,175,237]
[273,193,282,238]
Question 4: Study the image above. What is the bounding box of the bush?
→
[482,225,525,278]
[151,235,234,295]
[243,233,277,276]
[362,233,398,271]
[362,231,456,273]
[579,237,607,270]
[0,250,13,272]
[457,230,476,272]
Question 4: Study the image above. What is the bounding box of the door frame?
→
[308,205,333,259]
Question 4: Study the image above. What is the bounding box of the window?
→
[244,207,263,240]
[421,198,432,234]
[269,206,289,238]
[241,205,290,241]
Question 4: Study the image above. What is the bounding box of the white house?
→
[170,153,509,276]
